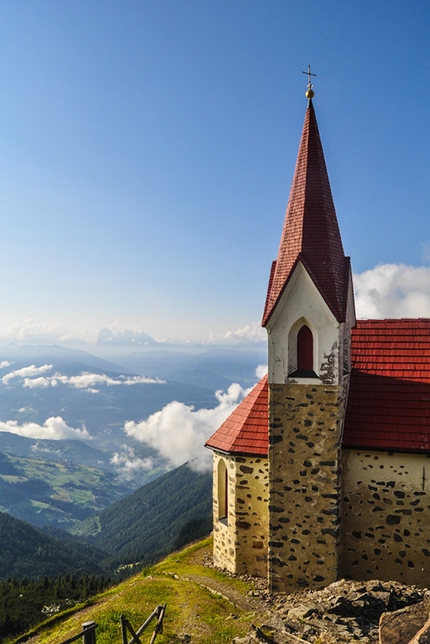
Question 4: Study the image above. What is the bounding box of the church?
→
[205,83,430,593]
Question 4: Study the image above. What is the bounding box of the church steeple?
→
[263,87,355,592]
[262,98,350,326]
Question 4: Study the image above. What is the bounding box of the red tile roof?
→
[205,376,268,456]
[343,319,430,452]
[207,320,430,457]
[263,100,350,326]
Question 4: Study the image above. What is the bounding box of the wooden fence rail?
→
[60,620,97,644]
[120,604,166,644]
[57,605,166,644]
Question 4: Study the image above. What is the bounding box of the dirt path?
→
[182,574,269,614]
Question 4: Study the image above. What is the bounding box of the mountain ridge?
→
[0,463,212,579]
[71,462,212,567]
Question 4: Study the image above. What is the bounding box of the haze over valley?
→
[0,339,265,529]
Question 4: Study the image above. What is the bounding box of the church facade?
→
[205,92,430,592]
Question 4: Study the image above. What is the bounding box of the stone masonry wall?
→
[268,383,346,592]
[341,449,430,587]
[212,451,269,577]
[212,452,237,573]
[234,455,269,577]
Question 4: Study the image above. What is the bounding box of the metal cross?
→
[302,64,316,89]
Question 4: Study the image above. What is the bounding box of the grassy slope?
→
[11,538,266,644]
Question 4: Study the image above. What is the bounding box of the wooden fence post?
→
[82,621,97,644]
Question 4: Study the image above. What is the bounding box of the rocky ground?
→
[193,549,430,644]
[241,578,430,644]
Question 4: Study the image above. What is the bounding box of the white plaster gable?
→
[266,262,349,385]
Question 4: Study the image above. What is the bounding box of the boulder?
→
[379,599,430,644]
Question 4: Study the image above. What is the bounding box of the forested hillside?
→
[72,463,212,567]
[0,462,212,580]
[0,574,112,641]
[0,512,106,579]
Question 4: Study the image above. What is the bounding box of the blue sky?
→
[0,1,429,345]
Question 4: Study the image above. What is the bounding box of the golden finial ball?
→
[306,88,314,99]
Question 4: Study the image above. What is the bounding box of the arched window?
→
[297,325,313,372]
[217,459,228,523]
[297,324,314,371]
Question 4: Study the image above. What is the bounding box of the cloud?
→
[209,321,265,344]
[256,363,268,378]
[2,364,53,385]
[0,416,90,440]
[110,446,154,481]
[0,319,69,344]
[191,264,430,338]
[54,373,165,389]
[23,377,52,388]
[353,264,430,319]
[123,382,251,473]
[0,361,10,369]
[97,327,154,346]
[1,365,164,390]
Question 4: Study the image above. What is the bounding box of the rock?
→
[379,599,430,644]
[373,591,392,608]
[224,567,430,644]
[409,617,430,644]
[283,622,298,634]
[286,604,319,620]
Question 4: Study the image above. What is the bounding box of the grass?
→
[154,541,252,595]
[9,538,262,644]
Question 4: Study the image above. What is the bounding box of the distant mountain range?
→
[115,345,266,388]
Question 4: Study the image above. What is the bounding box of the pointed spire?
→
[262,99,350,326]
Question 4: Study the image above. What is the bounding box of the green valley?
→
[0,452,133,528]
[0,463,212,581]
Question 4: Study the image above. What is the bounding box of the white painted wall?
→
[266,262,353,385]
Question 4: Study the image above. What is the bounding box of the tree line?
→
[0,573,111,642]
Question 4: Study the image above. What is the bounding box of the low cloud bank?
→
[110,446,155,481]
[123,382,251,473]
[1,365,164,392]
[353,264,430,319]
[3,364,53,384]
[53,373,164,390]
[0,417,90,440]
